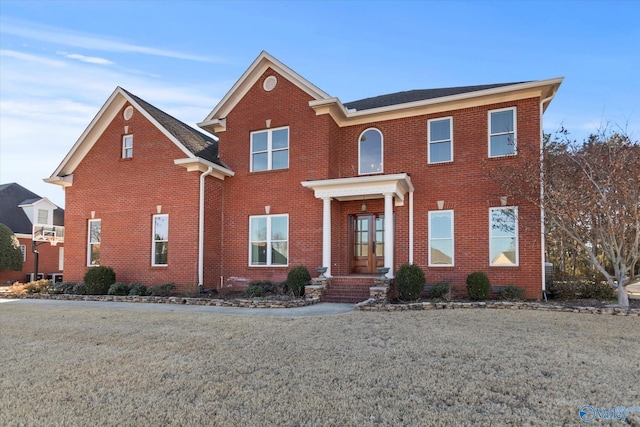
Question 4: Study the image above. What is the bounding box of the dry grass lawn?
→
[1,301,639,426]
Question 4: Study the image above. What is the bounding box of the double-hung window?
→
[359,128,383,174]
[249,214,288,266]
[123,135,133,159]
[251,127,289,172]
[428,210,454,266]
[87,219,101,266]
[37,209,48,225]
[152,214,168,266]
[428,117,453,163]
[489,207,518,266]
[489,107,516,157]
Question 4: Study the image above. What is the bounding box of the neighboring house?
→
[0,183,64,284]
[46,51,562,301]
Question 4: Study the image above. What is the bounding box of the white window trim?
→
[248,214,289,267]
[87,219,101,267]
[58,247,64,271]
[489,206,519,267]
[428,117,453,164]
[358,127,384,175]
[122,135,133,159]
[428,210,455,267]
[250,126,289,172]
[152,214,169,267]
[488,107,517,158]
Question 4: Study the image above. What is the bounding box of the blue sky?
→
[1,0,639,208]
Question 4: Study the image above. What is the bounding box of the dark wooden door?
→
[350,214,384,274]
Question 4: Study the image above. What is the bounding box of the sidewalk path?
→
[0,298,355,317]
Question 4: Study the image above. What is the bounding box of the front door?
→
[350,214,384,274]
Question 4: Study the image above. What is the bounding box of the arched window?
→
[359,128,383,175]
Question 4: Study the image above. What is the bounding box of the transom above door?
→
[350,214,384,274]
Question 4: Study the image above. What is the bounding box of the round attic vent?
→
[263,75,277,92]
[123,106,134,120]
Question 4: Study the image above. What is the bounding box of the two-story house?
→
[46,51,562,301]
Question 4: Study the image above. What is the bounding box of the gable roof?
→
[47,87,233,187]
[343,83,527,111]
[0,183,64,235]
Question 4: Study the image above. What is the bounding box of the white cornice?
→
[301,173,414,206]
[174,158,235,180]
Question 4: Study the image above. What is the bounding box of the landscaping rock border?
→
[355,299,640,316]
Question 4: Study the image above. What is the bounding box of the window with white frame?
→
[20,245,26,262]
[251,127,289,172]
[122,135,133,159]
[87,219,101,266]
[429,210,454,266]
[489,207,518,266]
[152,214,168,266]
[489,107,516,157]
[359,128,383,174]
[58,247,64,270]
[37,209,48,224]
[428,117,453,163]
[249,214,288,266]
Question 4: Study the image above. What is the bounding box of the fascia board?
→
[199,51,331,126]
[174,157,235,180]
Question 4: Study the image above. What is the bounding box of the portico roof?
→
[301,173,414,206]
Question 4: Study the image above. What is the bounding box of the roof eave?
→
[174,157,235,180]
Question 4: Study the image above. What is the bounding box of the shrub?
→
[128,283,148,296]
[24,279,51,294]
[84,266,116,295]
[546,276,588,300]
[430,281,451,299]
[149,283,175,297]
[244,282,267,298]
[51,282,77,294]
[108,282,131,296]
[498,284,525,301]
[466,271,490,301]
[8,282,26,295]
[580,281,617,300]
[395,263,426,301]
[72,283,88,295]
[287,266,311,297]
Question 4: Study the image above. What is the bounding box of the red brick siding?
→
[0,237,63,284]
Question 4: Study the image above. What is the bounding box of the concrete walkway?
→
[0,297,355,317]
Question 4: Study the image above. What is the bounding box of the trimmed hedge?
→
[395,263,426,301]
[84,266,116,295]
[466,271,490,301]
[287,266,310,297]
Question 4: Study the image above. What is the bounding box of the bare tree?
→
[487,129,640,307]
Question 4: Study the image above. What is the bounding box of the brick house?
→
[46,51,562,301]
[0,183,64,284]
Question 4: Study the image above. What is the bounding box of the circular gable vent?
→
[263,75,277,92]
[123,106,134,120]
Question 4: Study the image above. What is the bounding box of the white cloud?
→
[58,51,115,65]
[0,49,66,67]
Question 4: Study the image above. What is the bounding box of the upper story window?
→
[87,219,101,266]
[489,207,518,266]
[359,128,383,175]
[152,214,168,266]
[37,209,48,224]
[251,127,289,172]
[122,135,133,159]
[249,214,288,266]
[489,107,517,157]
[428,117,453,163]
[429,210,454,266]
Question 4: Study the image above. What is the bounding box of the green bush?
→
[128,283,148,296]
[498,284,525,301]
[108,282,131,296]
[149,283,175,297]
[430,281,451,299]
[466,271,490,301]
[581,281,616,300]
[84,266,116,295]
[244,282,267,298]
[395,263,426,301]
[72,283,88,295]
[51,282,76,294]
[24,279,51,294]
[287,266,311,297]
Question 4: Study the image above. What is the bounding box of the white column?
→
[383,193,394,278]
[322,197,332,277]
[409,190,414,264]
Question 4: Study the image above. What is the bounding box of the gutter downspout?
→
[198,166,214,291]
[540,95,554,302]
